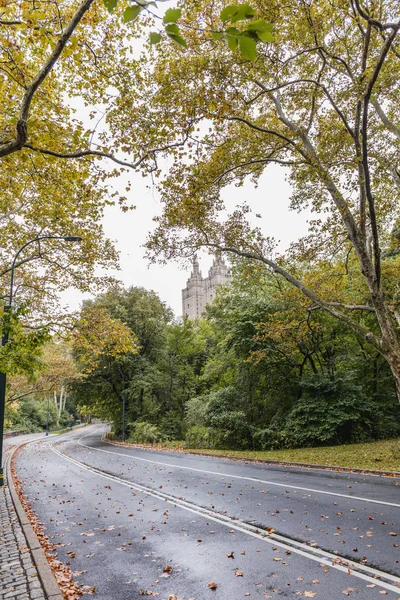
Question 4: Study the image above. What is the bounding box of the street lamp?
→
[0,235,82,487]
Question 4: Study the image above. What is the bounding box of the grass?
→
[112,437,400,473]
[183,439,400,473]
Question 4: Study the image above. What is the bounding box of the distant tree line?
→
[70,260,400,450]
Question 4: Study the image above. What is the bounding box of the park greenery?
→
[70,264,398,448]
[6,265,400,446]
[2,1,400,454]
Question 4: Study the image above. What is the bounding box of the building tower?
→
[182,255,230,319]
[181,257,206,319]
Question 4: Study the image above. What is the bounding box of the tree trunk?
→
[384,350,400,401]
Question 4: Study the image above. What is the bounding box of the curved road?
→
[14,425,400,599]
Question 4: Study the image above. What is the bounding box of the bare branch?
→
[24,144,145,170]
[213,156,303,185]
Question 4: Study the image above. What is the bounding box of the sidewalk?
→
[1,428,87,600]
[0,474,46,600]
[1,435,47,600]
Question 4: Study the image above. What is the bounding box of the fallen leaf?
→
[208,581,218,590]
[163,565,173,574]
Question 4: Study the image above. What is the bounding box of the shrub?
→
[185,395,209,427]
[205,388,253,449]
[128,421,166,445]
[185,426,212,448]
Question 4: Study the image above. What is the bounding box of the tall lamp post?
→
[0,235,82,487]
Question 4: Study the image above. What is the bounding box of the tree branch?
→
[270,92,370,275]
[224,115,298,148]
[372,99,400,140]
[0,0,95,158]
[361,24,400,287]
[353,0,400,31]
[254,78,355,140]
[313,301,375,312]
[24,130,191,170]
[0,253,42,278]
[204,241,384,354]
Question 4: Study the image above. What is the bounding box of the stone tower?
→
[182,255,230,319]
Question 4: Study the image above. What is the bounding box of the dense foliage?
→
[5,339,79,432]
[71,269,400,450]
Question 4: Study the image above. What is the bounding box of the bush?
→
[185,395,209,427]
[16,398,58,432]
[185,426,212,448]
[159,413,185,439]
[128,421,166,445]
[205,388,253,449]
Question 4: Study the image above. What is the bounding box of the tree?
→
[71,286,171,433]
[5,338,79,429]
[133,0,400,398]
[0,0,273,362]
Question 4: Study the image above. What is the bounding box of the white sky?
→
[61,163,310,317]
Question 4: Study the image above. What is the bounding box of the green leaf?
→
[211,31,224,40]
[256,29,274,43]
[104,0,118,13]
[239,35,257,61]
[166,32,187,48]
[123,4,142,23]
[150,32,162,45]
[226,26,240,35]
[165,23,180,35]
[230,4,256,23]
[227,35,238,52]
[220,5,240,22]
[245,19,273,32]
[163,8,182,23]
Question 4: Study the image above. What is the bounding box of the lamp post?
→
[46,394,50,436]
[0,235,82,487]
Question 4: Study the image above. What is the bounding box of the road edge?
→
[6,440,64,600]
[102,436,400,479]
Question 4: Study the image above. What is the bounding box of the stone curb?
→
[6,440,64,600]
[102,436,400,479]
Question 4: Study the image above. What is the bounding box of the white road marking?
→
[75,433,400,509]
[51,442,400,595]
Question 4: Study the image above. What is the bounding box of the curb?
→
[102,437,400,479]
[6,441,64,600]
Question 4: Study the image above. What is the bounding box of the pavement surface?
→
[13,424,400,599]
[1,433,47,600]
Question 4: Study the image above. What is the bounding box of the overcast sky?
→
[61,161,310,318]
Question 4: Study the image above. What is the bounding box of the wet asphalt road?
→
[13,425,400,599]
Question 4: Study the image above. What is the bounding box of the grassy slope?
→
[181,439,400,473]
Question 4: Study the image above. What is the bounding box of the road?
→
[13,424,400,599]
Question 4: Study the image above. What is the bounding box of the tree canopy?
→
[120,0,400,397]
